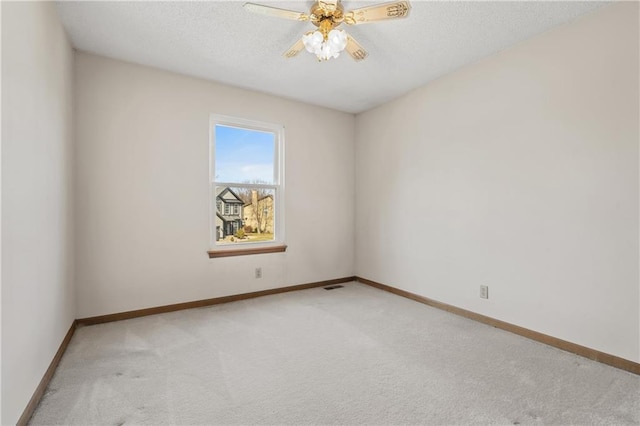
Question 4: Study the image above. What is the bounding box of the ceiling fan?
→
[243,0,411,62]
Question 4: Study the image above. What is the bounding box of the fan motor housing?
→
[310,2,345,27]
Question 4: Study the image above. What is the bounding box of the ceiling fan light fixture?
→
[302,28,347,61]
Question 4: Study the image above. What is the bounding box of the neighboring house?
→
[244,190,274,234]
[215,187,244,240]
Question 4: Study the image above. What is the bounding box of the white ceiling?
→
[56,1,607,114]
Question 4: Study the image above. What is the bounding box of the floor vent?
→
[324,285,344,290]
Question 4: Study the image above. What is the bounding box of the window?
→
[209,115,285,257]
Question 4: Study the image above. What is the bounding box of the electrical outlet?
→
[255,267,262,279]
[480,285,489,299]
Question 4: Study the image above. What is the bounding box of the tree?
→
[234,183,272,234]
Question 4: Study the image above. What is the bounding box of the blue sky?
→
[214,125,275,183]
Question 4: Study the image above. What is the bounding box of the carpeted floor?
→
[30,282,639,425]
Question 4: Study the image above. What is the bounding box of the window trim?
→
[209,114,285,256]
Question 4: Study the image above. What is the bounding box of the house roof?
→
[216,187,243,203]
[216,212,242,223]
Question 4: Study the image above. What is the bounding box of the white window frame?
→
[209,114,285,251]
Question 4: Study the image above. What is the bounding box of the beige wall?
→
[355,3,639,362]
[74,53,355,318]
[1,2,76,424]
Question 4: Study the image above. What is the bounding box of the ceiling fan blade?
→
[344,1,410,25]
[243,3,309,21]
[283,39,305,58]
[345,35,369,61]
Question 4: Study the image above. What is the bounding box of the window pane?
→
[215,125,275,184]
[214,186,275,244]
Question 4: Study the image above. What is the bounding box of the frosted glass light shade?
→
[303,31,324,53]
[302,29,348,61]
[328,29,348,51]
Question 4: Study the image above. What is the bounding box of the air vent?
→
[324,285,344,290]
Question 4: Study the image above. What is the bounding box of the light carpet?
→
[30,282,639,425]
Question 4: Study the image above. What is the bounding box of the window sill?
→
[208,244,287,258]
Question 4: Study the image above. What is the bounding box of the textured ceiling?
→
[55,1,607,113]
